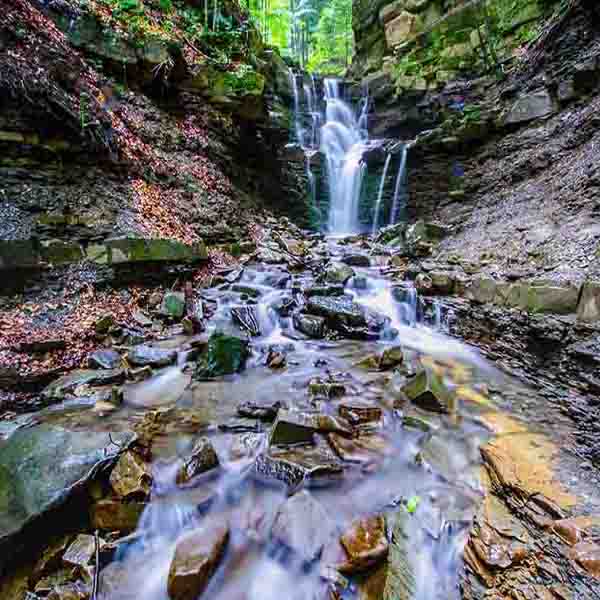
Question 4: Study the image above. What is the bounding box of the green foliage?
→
[406,495,420,514]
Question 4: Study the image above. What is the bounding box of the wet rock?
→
[379,346,404,370]
[161,292,186,319]
[88,349,121,370]
[504,89,555,125]
[0,424,133,565]
[34,569,73,596]
[167,521,229,600]
[304,285,345,297]
[328,432,391,465]
[339,515,388,574]
[338,401,382,426]
[305,297,386,340]
[196,332,250,379]
[109,451,152,499]
[414,273,432,294]
[324,262,355,285]
[341,253,371,267]
[255,445,344,488]
[271,490,333,562]
[32,537,72,582]
[237,400,281,421]
[269,410,318,445]
[127,345,177,368]
[90,499,146,533]
[62,534,99,569]
[382,511,415,600]
[293,313,326,339]
[266,350,286,369]
[218,418,263,433]
[176,438,219,485]
[47,582,90,600]
[231,306,261,337]
[269,410,351,446]
[271,295,297,317]
[401,370,453,413]
[42,369,125,400]
[308,378,346,399]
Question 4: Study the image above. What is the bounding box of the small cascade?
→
[288,68,303,147]
[321,78,369,234]
[372,153,392,234]
[390,143,410,225]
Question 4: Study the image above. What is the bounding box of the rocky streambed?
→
[0,220,599,600]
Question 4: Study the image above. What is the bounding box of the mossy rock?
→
[196,332,250,379]
[0,240,41,269]
[40,240,84,265]
[87,238,207,265]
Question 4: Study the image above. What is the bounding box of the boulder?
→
[328,432,392,464]
[88,349,121,370]
[167,522,229,600]
[324,262,355,285]
[176,438,219,485]
[62,534,99,569]
[271,490,333,562]
[293,313,326,339]
[308,378,346,399]
[42,369,125,400]
[255,446,343,488]
[269,410,351,446]
[160,292,186,319]
[338,401,382,426]
[87,238,207,266]
[401,370,453,413]
[0,425,134,568]
[196,333,250,379]
[237,400,281,421]
[504,90,555,126]
[90,499,146,532]
[339,515,388,574]
[305,296,387,339]
[127,345,177,368]
[109,451,152,499]
[303,285,345,298]
[341,253,371,267]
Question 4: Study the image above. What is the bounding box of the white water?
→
[390,143,410,225]
[372,152,392,234]
[321,78,368,234]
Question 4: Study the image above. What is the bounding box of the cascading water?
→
[320,78,369,234]
[372,152,392,234]
[390,143,410,225]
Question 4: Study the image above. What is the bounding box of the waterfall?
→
[320,78,368,234]
[288,69,303,147]
[372,153,392,234]
[390,144,409,225]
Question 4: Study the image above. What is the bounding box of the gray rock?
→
[88,349,121,370]
[237,400,282,421]
[0,425,134,568]
[127,345,177,368]
[177,438,219,485]
[504,90,555,125]
[42,369,125,400]
[231,306,261,337]
[341,253,371,267]
[293,313,326,339]
[255,445,343,488]
[324,262,355,285]
[305,296,387,339]
[271,490,333,562]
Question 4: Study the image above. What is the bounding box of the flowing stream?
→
[48,231,522,600]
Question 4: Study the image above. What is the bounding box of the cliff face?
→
[0,0,310,288]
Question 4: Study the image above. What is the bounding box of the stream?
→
[29,233,522,600]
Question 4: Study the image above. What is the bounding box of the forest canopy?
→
[243,0,353,73]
